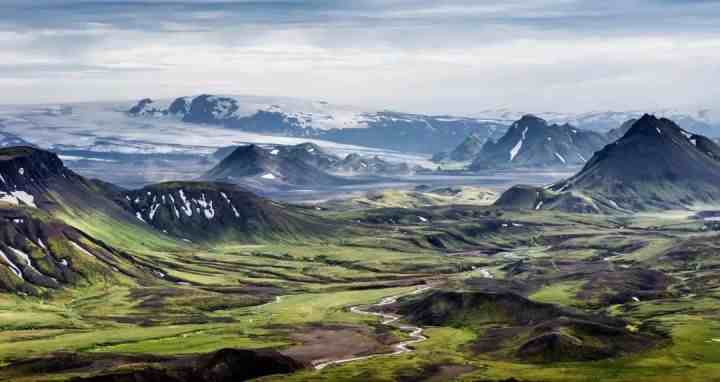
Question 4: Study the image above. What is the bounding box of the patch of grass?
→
[528,280,585,307]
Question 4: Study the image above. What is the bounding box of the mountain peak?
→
[0,146,67,182]
[538,116,720,212]
[637,113,658,123]
[225,144,269,160]
[204,143,348,188]
[515,114,547,127]
[471,115,607,169]
[623,114,674,135]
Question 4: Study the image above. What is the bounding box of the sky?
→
[0,0,719,114]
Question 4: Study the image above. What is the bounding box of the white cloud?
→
[0,1,718,113]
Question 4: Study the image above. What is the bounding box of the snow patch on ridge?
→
[149,203,160,220]
[0,249,23,279]
[178,190,193,216]
[509,127,528,161]
[70,241,96,259]
[0,191,36,208]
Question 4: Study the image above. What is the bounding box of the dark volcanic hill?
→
[391,290,662,363]
[203,144,350,188]
[496,115,720,213]
[332,153,415,175]
[0,147,127,213]
[205,143,416,189]
[119,182,334,242]
[272,143,340,170]
[3,348,304,382]
[470,115,608,169]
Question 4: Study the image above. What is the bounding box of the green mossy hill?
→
[0,348,304,382]
[394,290,664,363]
[0,208,159,295]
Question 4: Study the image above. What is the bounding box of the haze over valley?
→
[1,1,720,382]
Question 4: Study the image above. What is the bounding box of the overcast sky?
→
[1,0,719,114]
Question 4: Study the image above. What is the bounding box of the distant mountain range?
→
[496,114,720,213]
[127,95,507,154]
[473,109,720,135]
[469,115,609,169]
[204,142,418,191]
[434,115,610,169]
[128,95,720,160]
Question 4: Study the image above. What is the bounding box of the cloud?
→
[0,0,719,113]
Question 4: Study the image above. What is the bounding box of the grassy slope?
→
[2,199,720,381]
[320,186,498,211]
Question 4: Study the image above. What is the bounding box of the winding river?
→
[314,286,432,371]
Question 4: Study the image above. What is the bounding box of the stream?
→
[314,286,432,371]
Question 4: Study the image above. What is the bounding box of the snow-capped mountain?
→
[469,115,609,170]
[127,95,370,131]
[0,101,437,188]
[474,109,720,135]
[203,142,419,192]
[496,115,720,213]
[127,95,507,154]
[203,144,352,189]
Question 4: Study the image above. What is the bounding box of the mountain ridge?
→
[127,95,507,154]
[469,115,608,169]
[118,181,334,242]
[496,114,720,213]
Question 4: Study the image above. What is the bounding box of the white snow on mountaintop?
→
[473,108,720,131]
[130,94,506,132]
[129,95,377,130]
[509,127,528,161]
[0,101,434,167]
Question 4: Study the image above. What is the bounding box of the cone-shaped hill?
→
[496,115,720,213]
